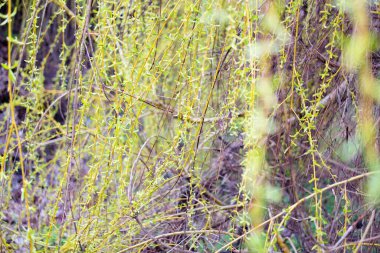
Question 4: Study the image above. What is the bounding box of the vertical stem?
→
[7,0,33,251]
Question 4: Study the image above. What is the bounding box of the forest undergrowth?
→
[1,0,380,252]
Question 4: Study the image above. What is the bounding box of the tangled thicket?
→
[1,0,380,252]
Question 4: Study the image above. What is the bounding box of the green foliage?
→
[0,0,380,252]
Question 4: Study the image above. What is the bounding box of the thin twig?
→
[118,229,236,252]
[216,171,379,253]
[353,210,376,253]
